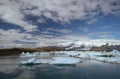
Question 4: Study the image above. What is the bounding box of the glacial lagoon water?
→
[0,56,120,79]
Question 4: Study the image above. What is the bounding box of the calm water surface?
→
[0,56,120,79]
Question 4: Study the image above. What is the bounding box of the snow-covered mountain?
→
[57,39,120,50]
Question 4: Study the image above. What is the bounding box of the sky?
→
[0,0,120,48]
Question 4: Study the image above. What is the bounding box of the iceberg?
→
[19,57,81,65]
[110,50,120,57]
[20,52,38,57]
[40,52,50,56]
[49,57,80,65]
[19,58,41,65]
[93,57,120,64]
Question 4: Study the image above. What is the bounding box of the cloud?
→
[100,23,120,29]
[46,28,72,34]
[35,34,90,47]
[78,27,89,33]
[0,28,120,48]
[85,31,114,39]
[0,0,119,32]
[0,28,89,48]
[0,0,38,32]
[0,29,36,48]
[97,32,114,39]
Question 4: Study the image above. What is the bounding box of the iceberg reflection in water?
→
[1,55,120,79]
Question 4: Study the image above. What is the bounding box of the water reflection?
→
[0,56,120,79]
[0,68,23,79]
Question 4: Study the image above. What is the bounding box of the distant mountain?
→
[56,39,120,51]
[90,44,120,52]
[0,39,120,56]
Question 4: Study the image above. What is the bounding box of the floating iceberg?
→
[93,57,120,64]
[38,59,51,64]
[49,57,80,65]
[19,58,41,65]
[20,52,39,57]
[19,57,81,65]
[110,50,120,57]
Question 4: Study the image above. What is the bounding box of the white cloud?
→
[0,29,36,48]
[0,28,120,48]
[96,32,113,39]
[86,18,97,24]
[0,0,119,32]
[0,28,89,48]
[100,23,120,29]
[0,0,37,32]
[84,31,114,39]
[78,27,89,33]
[46,28,72,34]
[34,34,90,47]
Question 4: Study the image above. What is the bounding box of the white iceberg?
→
[110,50,120,57]
[40,52,50,56]
[49,57,80,65]
[38,59,51,64]
[20,52,38,57]
[19,57,81,65]
[93,57,120,64]
[19,58,41,65]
